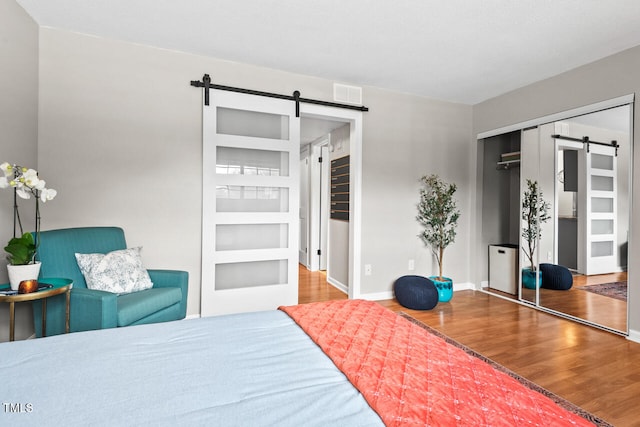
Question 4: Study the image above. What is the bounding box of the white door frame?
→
[299,104,363,300]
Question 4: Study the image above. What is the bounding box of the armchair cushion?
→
[117,287,182,326]
[75,247,153,294]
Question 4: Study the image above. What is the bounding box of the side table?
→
[0,278,73,341]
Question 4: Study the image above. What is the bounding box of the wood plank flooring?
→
[299,266,640,426]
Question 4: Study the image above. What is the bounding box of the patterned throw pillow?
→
[75,247,154,294]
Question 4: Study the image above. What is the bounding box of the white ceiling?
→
[15,0,640,105]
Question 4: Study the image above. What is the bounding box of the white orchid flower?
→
[40,188,57,202]
[16,187,31,200]
[0,162,12,177]
[1,161,57,246]
[22,169,40,189]
[34,179,46,191]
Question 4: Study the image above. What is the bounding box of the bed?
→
[2,299,606,426]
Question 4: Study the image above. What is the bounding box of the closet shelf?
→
[496,159,520,170]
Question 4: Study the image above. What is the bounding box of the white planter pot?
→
[7,262,41,290]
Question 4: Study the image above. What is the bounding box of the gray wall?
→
[473,45,640,336]
[36,27,474,315]
[361,88,472,295]
[0,0,39,341]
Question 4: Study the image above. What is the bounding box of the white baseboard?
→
[358,281,475,302]
[185,314,201,320]
[359,291,394,301]
[327,276,348,294]
[627,329,640,343]
[453,282,475,291]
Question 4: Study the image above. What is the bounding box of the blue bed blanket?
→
[1,310,383,427]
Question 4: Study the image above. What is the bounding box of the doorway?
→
[299,104,363,300]
[300,116,350,294]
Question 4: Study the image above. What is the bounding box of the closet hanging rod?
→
[190,74,369,117]
[551,134,618,155]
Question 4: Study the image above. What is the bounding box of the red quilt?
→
[280,300,597,426]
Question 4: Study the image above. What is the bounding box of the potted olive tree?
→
[416,174,460,302]
[521,179,550,289]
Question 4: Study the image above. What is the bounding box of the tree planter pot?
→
[7,262,41,291]
[522,268,541,289]
[429,276,453,302]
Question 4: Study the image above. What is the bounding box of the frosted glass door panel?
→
[216,224,288,251]
[217,107,289,140]
[216,186,289,212]
[217,147,289,176]
[591,220,614,235]
[591,154,613,170]
[591,197,613,213]
[215,260,288,290]
[591,241,613,257]
[591,175,613,191]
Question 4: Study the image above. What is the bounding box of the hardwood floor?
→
[298,266,348,304]
[299,266,640,426]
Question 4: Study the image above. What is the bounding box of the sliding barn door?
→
[201,90,300,316]
[583,144,618,275]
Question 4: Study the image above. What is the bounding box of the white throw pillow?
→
[75,247,154,294]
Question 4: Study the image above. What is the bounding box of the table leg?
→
[42,298,47,338]
[9,301,15,342]
[65,290,70,333]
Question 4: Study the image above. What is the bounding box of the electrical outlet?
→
[408,259,415,271]
[364,264,372,276]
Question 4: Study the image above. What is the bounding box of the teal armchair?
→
[32,227,188,337]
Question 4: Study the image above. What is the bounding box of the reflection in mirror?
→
[481,103,632,334]
[538,105,630,333]
[520,178,550,305]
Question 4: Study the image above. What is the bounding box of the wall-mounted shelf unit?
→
[330,156,350,221]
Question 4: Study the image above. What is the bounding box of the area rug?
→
[398,312,612,427]
[578,281,627,301]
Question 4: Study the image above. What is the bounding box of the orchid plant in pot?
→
[0,162,57,290]
[416,174,460,302]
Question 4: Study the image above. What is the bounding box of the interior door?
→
[201,90,300,316]
[582,143,617,275]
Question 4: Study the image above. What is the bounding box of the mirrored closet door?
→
[481,102,632,334]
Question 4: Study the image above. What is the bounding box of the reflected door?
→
[201,90,300,316]
[582,144,618,275]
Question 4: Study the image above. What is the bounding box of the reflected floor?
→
[487,272,627,333]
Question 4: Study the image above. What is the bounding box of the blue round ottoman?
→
[540,263,573,290]
[393,275,439,310]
